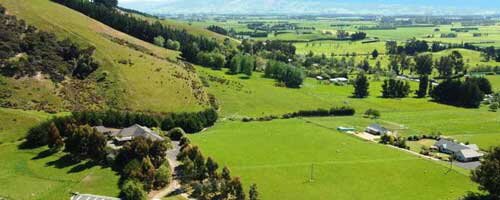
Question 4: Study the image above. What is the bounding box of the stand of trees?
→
[229,54,255,76]
[53,0,219,62]
[178,140,258,200]
[350,32,367,41]
[471,147,500,199]
[430,78,488,108]
[381,79,411,98]
[0,6,99,82]
[207,25,228,36]
[264,60,304,88]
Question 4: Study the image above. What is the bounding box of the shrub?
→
[153,163,171,189]
[121,179,147,200]
[364,109,381,119]
[168,127,185,141]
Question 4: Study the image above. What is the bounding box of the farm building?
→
[94,124,164,144]
[434,139,483,162]
[330,77,348,83]
[365,124,389,135]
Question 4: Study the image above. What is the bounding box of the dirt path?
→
[150,141,192,200]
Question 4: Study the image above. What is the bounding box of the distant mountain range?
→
[119,0,500,15]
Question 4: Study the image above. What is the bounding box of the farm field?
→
[0,108,121,200]
[189,118,477,200]
[198,67,500,149]
[0,0,210,113]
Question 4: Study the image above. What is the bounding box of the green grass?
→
[189,118,477,200]
[0,108,120,200]
[198,67,500,149]
[487,75,500,91]
[0,0,209,113]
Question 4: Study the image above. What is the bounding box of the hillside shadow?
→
[46,154,81,169]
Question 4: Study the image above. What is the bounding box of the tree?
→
[249,184,259,200]
[153,36,165,47]
[436,55,454,78]
[389,56,400,75]
[353,73,369,98]
[414,54,433,76]
[364,109,380,119]
[121,179,147,200]
[153,163,171,189]
[450,50,464,74]
[206,157,219,177]
[371,49,379,59]
[385,41,398,54]
[222,166,231,181]
[416,75,430,98]
[165,39,180,50]
[48,122,63,151]
[471,147,500,199]
[181,42,200,62]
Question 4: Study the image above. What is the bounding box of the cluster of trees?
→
[116,137,172,197]
[431,77,491,108]
[239,40,296,61]
[471,147,500,199]
[264,60,305,88]
[53,0,219,62]
[25,109,218,147]
[380,134,408,149]
[385,39,430,55]
[0,6,99,82]
[229,54,255,76]
[350,32,367,41]
[196,51,226,70]
[207,25,229,36]
[64,124,107,161]
[178,140,259,200]
[381,79,411,98]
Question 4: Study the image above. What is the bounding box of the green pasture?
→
[189,118,477,200]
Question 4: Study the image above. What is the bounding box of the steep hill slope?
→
[0,0,210,113]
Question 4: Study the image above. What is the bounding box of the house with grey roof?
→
[434,139,483,162]
[113,124,164,144]
[93,126,120,136]
[365,124,389,136]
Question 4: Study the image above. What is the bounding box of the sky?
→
[118,0,500,15]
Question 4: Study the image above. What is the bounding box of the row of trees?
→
[264,60,305,88]
[53,0,219,62]
[178,139,259,200]
[0,6,99,82]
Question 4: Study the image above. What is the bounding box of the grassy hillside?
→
[0,108,120,200]
[189,118,477,200]
[198,67,500,148]
[0,0,210,113]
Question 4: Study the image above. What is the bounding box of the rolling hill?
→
[0,0,211,113]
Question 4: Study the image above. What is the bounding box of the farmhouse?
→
[94,124,164,144]
[434,139,483,162]
[365,124,389,135]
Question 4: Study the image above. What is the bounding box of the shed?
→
[337,126,355,132]
[71,193,121,200]
[456,149,484,162]
[365,124,389,135]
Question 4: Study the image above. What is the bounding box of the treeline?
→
[431,77,492,108]
[207,25,228,35]
[0,5,99,82]
[264,60,305,88]
[52,0,219,59]
[242,106,355,122]
[25,108,218,147]
[177,139,259,200]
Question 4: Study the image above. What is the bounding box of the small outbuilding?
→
[337,126,355,132]
[365,124,389,135]
[71,193,121,200]
[456,149,484,162]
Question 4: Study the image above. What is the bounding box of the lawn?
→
[0,108,121,200]
[0,0,210,113]
[189,118,477,200]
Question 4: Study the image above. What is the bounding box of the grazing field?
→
[0,108,120,200]
[0,0,210,113]
[198,67,500,148]
[189,118,477,200]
